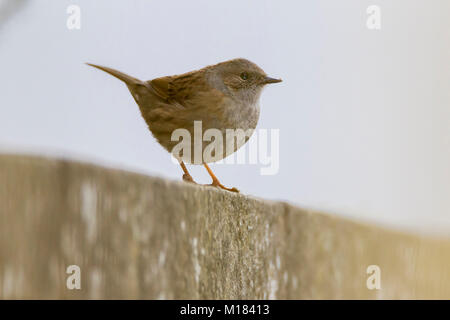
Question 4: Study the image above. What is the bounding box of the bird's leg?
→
[203,163,239,193]
[179,161,196,184]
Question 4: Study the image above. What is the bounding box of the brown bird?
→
[87,58,281,192]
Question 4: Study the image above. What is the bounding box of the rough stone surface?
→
[1,154,450,299]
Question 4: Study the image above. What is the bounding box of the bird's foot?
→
[182,173,239,193]
[208,179,240,193]
[182,173,196,184]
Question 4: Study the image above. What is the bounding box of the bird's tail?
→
[86,63,144,86]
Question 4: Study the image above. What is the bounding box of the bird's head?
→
[206,58,282,104]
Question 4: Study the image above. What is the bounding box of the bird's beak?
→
[262,76,282,84]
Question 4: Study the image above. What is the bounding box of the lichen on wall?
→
[1,154,450,299]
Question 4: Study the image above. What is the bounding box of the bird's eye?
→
[240,72,249,80]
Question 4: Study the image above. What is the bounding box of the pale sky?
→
[0,0,449,234]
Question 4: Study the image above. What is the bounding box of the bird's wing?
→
[148,71,208,109]
[148,76,173,101]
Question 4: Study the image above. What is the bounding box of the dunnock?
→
[87,58,281,192]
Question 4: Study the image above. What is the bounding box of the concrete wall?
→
[0,154,449,299]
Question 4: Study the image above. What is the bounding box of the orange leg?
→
[179,161,196,183]
[203,163,239,193]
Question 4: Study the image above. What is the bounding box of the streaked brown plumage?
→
[87,58,281,192]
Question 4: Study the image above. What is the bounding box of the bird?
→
[87,58,281,192]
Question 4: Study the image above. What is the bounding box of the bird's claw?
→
[182,173,239,193]
[210,180,240,193]
[182,173,196,184]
